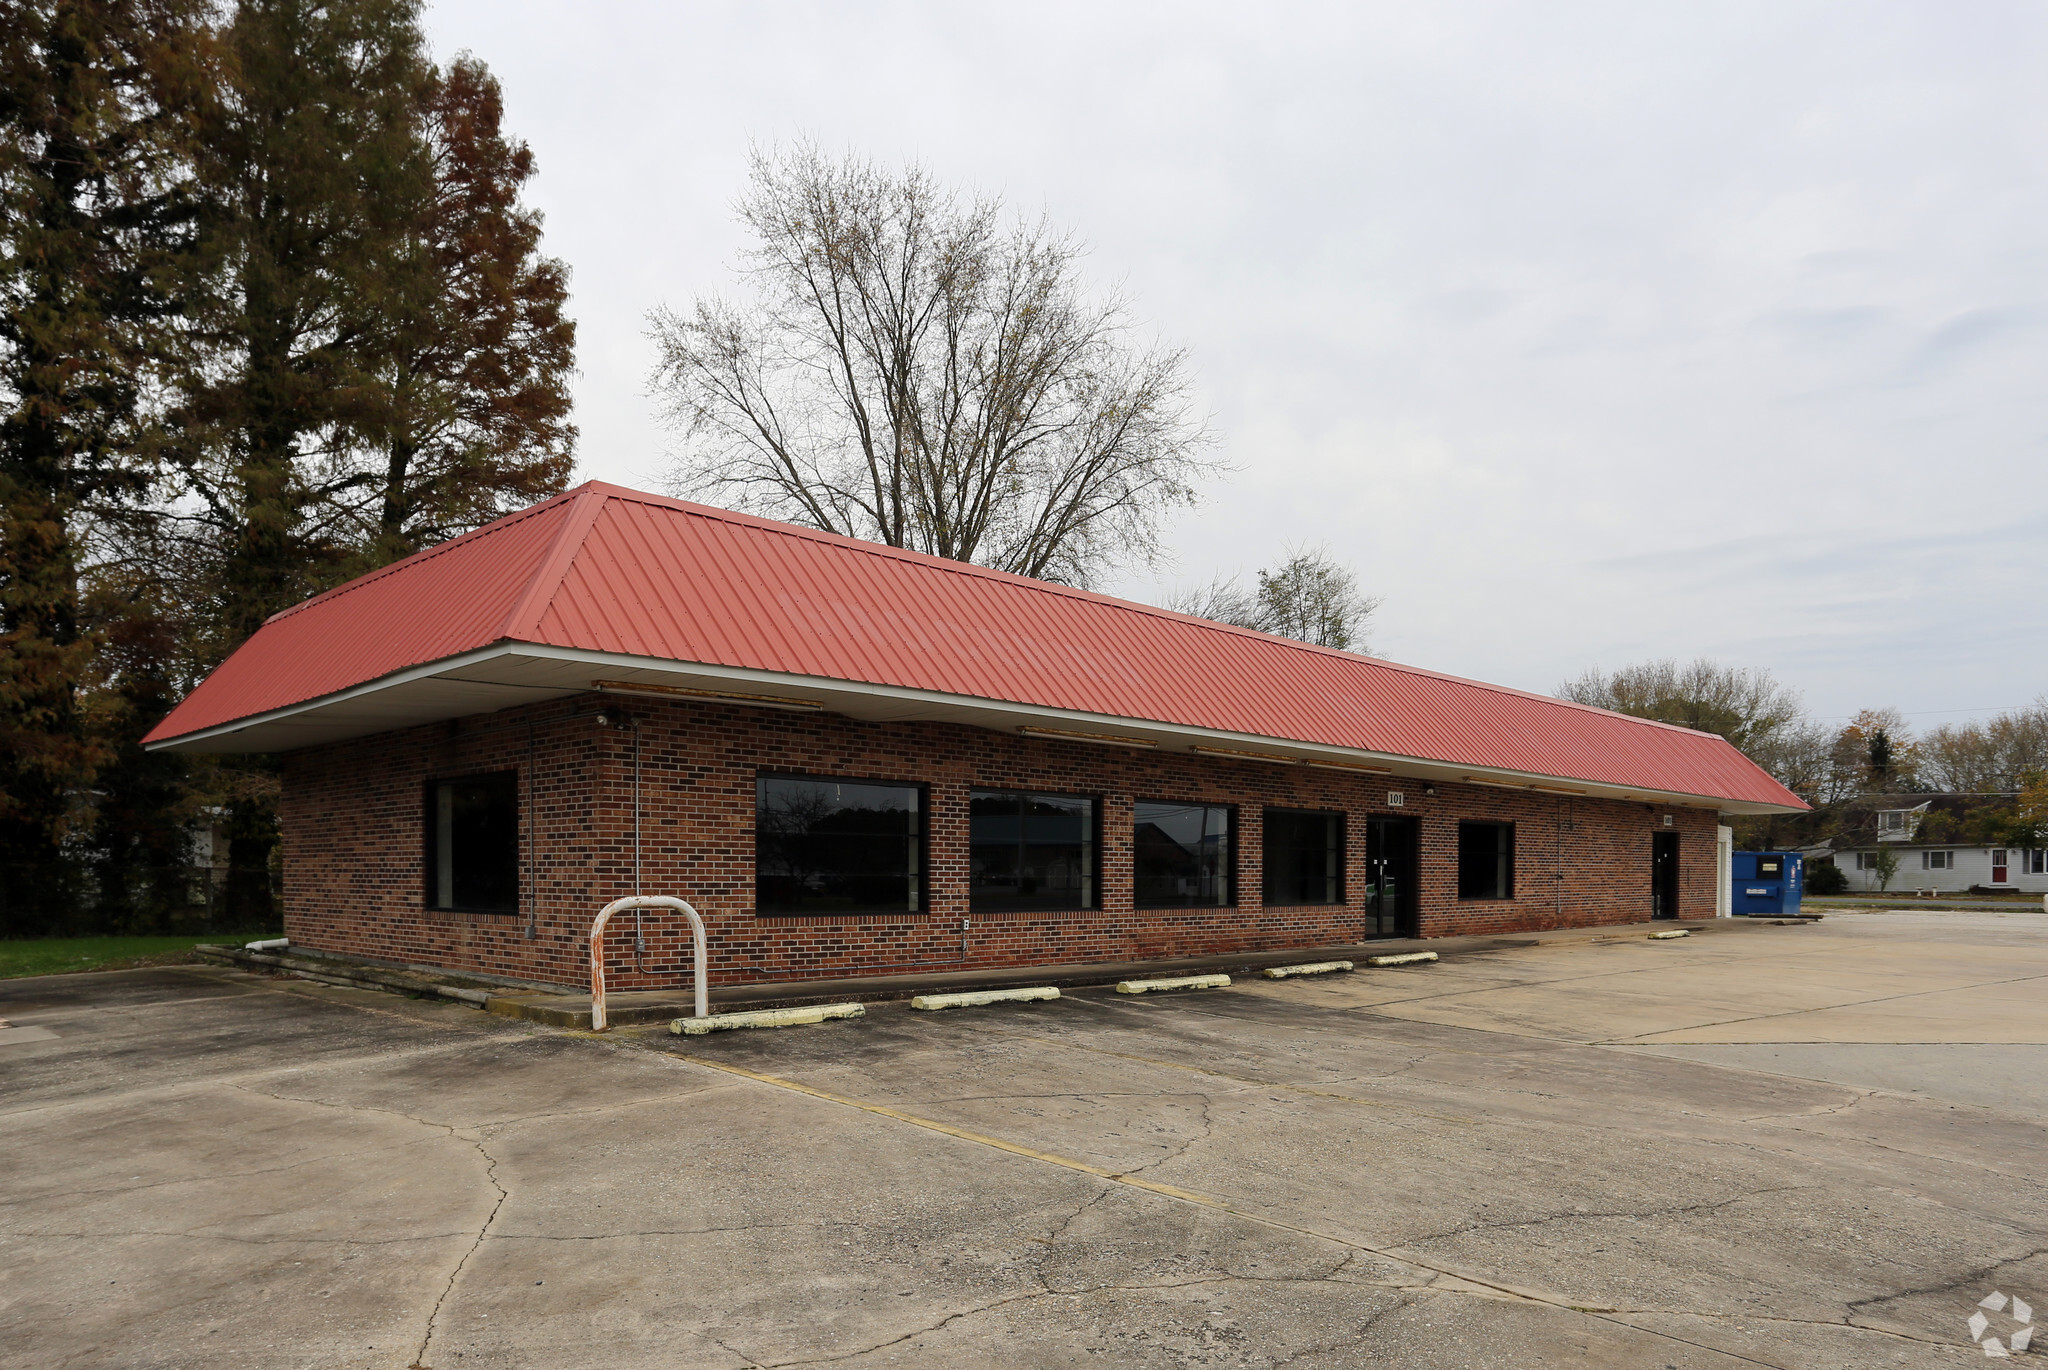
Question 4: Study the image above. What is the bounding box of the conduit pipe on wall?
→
[590,896,706,1031]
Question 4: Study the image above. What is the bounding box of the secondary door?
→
[1992,849,2009,884]
[1364,816,1419,938]
[1651,831,1680,919]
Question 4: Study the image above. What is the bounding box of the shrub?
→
[1807,860,1849,895]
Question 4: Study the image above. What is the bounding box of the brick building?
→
[145,483,1805,992]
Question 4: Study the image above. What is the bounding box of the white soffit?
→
[147,643,1801,815]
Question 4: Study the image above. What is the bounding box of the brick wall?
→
[279,696,1722,990]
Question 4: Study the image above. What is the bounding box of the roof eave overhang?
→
[145,643,1808,815]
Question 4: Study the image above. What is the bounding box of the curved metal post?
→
[590,896,707,1031]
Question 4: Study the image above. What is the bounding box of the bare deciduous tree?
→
[1916,696,2048,792]
[1251,550,1381,652]
[1163,574,1259,630]
[1557,658,1805,757]
[1164,547,1380,653]
[647,145,1215,587]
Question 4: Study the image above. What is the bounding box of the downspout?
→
[1716,822,1734,917]
[524,713,537,939]
[1556,796,1572,922]
[596,707,647,970]
[631,714,643,969]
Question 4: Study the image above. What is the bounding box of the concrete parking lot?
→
[3,909,2044,1369]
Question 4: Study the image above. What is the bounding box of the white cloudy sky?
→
[424,0,2046,729]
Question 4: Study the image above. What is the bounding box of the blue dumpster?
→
[1731,851,1803,916]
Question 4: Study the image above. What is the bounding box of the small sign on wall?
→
[1387,792,1405,807]
[1662,814,1674,827]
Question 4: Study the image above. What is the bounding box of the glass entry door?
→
[1651,831,1679,919]
[1364,816,1419,938]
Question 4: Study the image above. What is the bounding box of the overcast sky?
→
[424,0,2045,730]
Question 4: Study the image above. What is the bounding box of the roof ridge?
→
[497,483,614,641]
[263,486,587,625]
[589,483,1725,745]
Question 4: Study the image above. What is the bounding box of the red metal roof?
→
[144,482,1806,809]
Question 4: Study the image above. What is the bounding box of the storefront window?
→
[1263,809,1343,905]
[970,791,1096,911]
[757,775,924,915]
[1457,821,1514,900]
[1134,801,1234,907]
[424,773,519,912]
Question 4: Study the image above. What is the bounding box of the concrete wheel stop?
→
[910,987,1060,1011]
[1263,961,1353,979]
[672,1003,865,1035]
[1116,974,1232,994]
[1365,951,1438,967]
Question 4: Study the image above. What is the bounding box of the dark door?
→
[1365,817,1419,938]
[1651,831,1680,919]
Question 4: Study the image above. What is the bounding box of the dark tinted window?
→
[970,791,1096,911]
[1263,809,1343,905]
[1134,801,1234,907]
[757,776,923,915]
[425,773,519,912]
[1457,821,1514,900]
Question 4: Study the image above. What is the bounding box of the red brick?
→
[280,697,1721,990]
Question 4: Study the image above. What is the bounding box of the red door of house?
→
[1992,849,2009,884]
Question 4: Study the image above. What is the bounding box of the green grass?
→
[0,935,277,980]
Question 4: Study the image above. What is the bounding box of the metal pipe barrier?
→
[589,896,707,1031]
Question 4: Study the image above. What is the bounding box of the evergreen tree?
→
[168,0,432,651]
[2,2,575,933]
[347,53,574,570]
[163,0,433,923]
[80,557,203,929]
[0,0,210,934]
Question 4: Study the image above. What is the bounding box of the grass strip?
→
[0,935,278,980]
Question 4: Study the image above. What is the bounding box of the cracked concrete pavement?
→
[1,908,2042,1368]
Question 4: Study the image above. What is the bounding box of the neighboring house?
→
[1838,844,2047,894]
[141,482,1805,994]
[1874,802,1931,842]
[1825,793,2046,893]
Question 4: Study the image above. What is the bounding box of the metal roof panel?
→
[144,482,1806,810]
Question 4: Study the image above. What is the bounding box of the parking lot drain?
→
[671,1003,865,1035]
[1648,930,1690,939]
[1263,961,1354,979]
[910,987,1061,1011]
[1116,974,1231,994]
[1366,952,1439,967]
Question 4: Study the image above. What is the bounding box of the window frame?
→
[967,788,1101,913]
[1132,799,1238,909]
[754,771,929,918]
[1261,807,1345,907]
[1456,820,1516,901]
[422,770,521,915]
[1922,850,1954,871]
